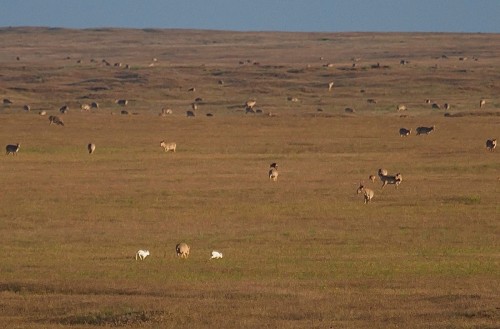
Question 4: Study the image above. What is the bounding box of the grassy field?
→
[0,28,499,328]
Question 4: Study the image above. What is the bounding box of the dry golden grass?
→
[0,28,499,328]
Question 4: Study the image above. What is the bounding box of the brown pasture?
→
[0,28,499,328]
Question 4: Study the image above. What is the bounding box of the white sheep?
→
[176,243,190,259]
[135,249,150,260]
[269,163,278,182]
[211,251,223,259]
[357,183,374,204]
[88,143,96,154]
[160,141,176,152]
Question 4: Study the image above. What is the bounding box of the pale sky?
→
[1,0,499,33]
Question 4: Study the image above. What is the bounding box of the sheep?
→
[115,99,128,106]
[431,103,441,110]
[135,250,150,260]
[191,103,198,111]
[186,110,195,117]
[328,82,334,91]
[397,104,407,112]
[211,251,223,259]
[3,98,13,105]
[5,143,20,155]
[39,110,47,116]
[161,108,173,115]
[443,103,450,110]
[416,126,435,135]
[48,115,64,126]
[59,105,69,114]
[367,99,377,104]
[357,183,374,204]
[344,107,355,113]
[480,99,486,108]
[160,141,176,152]
[486,139,497,151]
[91,102,99,109]
[399,128,411,137]
[245,99,256,109]
[80,104,91,111]
[120,110,129,115]
[378,170,403,189]
[378,168,388,177]
[87,143,96,154]
[176,243,190,259]
[23,105,30,112]
[269,163,278,182]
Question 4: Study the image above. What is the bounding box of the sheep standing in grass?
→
[416,126,435,135]
[59,105,69,114]
[486,139,497,151]
[135,250,150,260]
[328,82,334,91]
[5,143,20,155]
[116,99,128,106]
[399,128,411,137]
[378,170,403,189]
[211,251,223,259]
[88,143,96,154]
[397,104,407,112]
[48,115,64,126]
[160,141,176,152]
[269,163,278,182]
[480,99,486,108]
[357,183,374,204]
[176,243,190,259]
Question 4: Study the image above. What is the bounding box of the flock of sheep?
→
[2,52,497,268]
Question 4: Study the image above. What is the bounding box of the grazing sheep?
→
[288,97,299,102]
[39,110,47,116]
[160,141,176,152]
[135,250,150,260]
[186,110,195,117]
[23,105,30,112]
[480,99,486,108]
[120,110,129,115]
[195,97,203,102]
[87,143,96,154]
[367,99,377,104]
[443,103,450,110]
[399,128,411,137]
[378,168,388,177]
[369,175,377,183]
[486,139,497,151]
[3,98,13,105]
[191,103,198,111]
[344,107,355,113]
[48,115,64,126]
[206,113,213,117]
[91,102,99,109]
[269,163,278,182]
[211,251,223,259]
[357,183,374,204]
[80,104,91,111]
[5,143,20,155]
[397,104,407,112]
[116,99,128,106]
[176,243,190,259]
[59,105,69,114]
[425,99,432,104]
[245,99,256,109]
[161,108,173,115]
[416,126,435,135]
[328,82,334,91]
[188,87,196,92]
[378,171,403,189]
[431,103,441,109]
